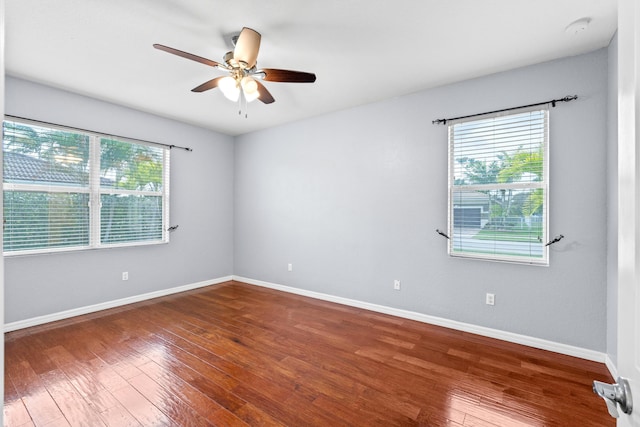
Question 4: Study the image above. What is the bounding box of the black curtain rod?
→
[4,114,193,152]
[431,95,578,125]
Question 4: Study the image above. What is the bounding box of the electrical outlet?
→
[393,280,401,291]
[122,272,128,281]
[288,263,293,272]
[486,293,495,305]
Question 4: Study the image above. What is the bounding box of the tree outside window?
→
[448,108,548,264]
[2,119,169,255]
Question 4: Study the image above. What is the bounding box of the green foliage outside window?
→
[3,120,169,254]
[449,108,548,263]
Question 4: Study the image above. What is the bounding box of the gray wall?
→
[5,76,235,323]
[5,49,611,353]
[235,49,609,351]
[606,34,618,365]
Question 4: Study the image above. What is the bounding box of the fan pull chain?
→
[237,88,249,118]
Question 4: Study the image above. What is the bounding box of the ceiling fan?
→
[153,27,316,107]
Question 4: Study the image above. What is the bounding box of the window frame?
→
[3,117,170,256]
[447,106,549,265]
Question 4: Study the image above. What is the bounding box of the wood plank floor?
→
[5,280,613,426]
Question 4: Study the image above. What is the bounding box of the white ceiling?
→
[6,0,617,136]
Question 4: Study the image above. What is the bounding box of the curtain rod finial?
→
[436,229,450,239]
[545,234,564,246]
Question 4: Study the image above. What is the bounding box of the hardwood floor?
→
[5,281,613,426]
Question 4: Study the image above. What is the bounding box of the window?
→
[3,118,170,255]
[448,106,548,265]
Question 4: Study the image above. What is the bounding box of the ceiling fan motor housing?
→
[223,51,236,67]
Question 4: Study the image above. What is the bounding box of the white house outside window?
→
[447,106,549,265]
[2,118,170,255]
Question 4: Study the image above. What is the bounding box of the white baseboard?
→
[4,276,233,333]
[234,275,607,363]
[605,354,618,379]
[5,274,610,365]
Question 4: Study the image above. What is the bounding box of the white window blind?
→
[3,119,170,255]
[98,137,167,245]
[448,106,549,265]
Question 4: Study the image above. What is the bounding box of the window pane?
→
[451,188,544,259]
[100,194,163,244]
[3,191,90,251]
[452,111,545,186]
[3,118,169,255]
[100,138,164,191]
[448,108,548,264]
[3,121,90,187]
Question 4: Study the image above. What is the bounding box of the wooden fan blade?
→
[261,68,316,83]
[255,80,275,104]
[191,77,225,93]
[234,28,261,69]
[153,44,221,68]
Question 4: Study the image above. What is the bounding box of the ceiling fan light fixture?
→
[244,91,260,103]
[241,76,259,102]
[219,76,240,101]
